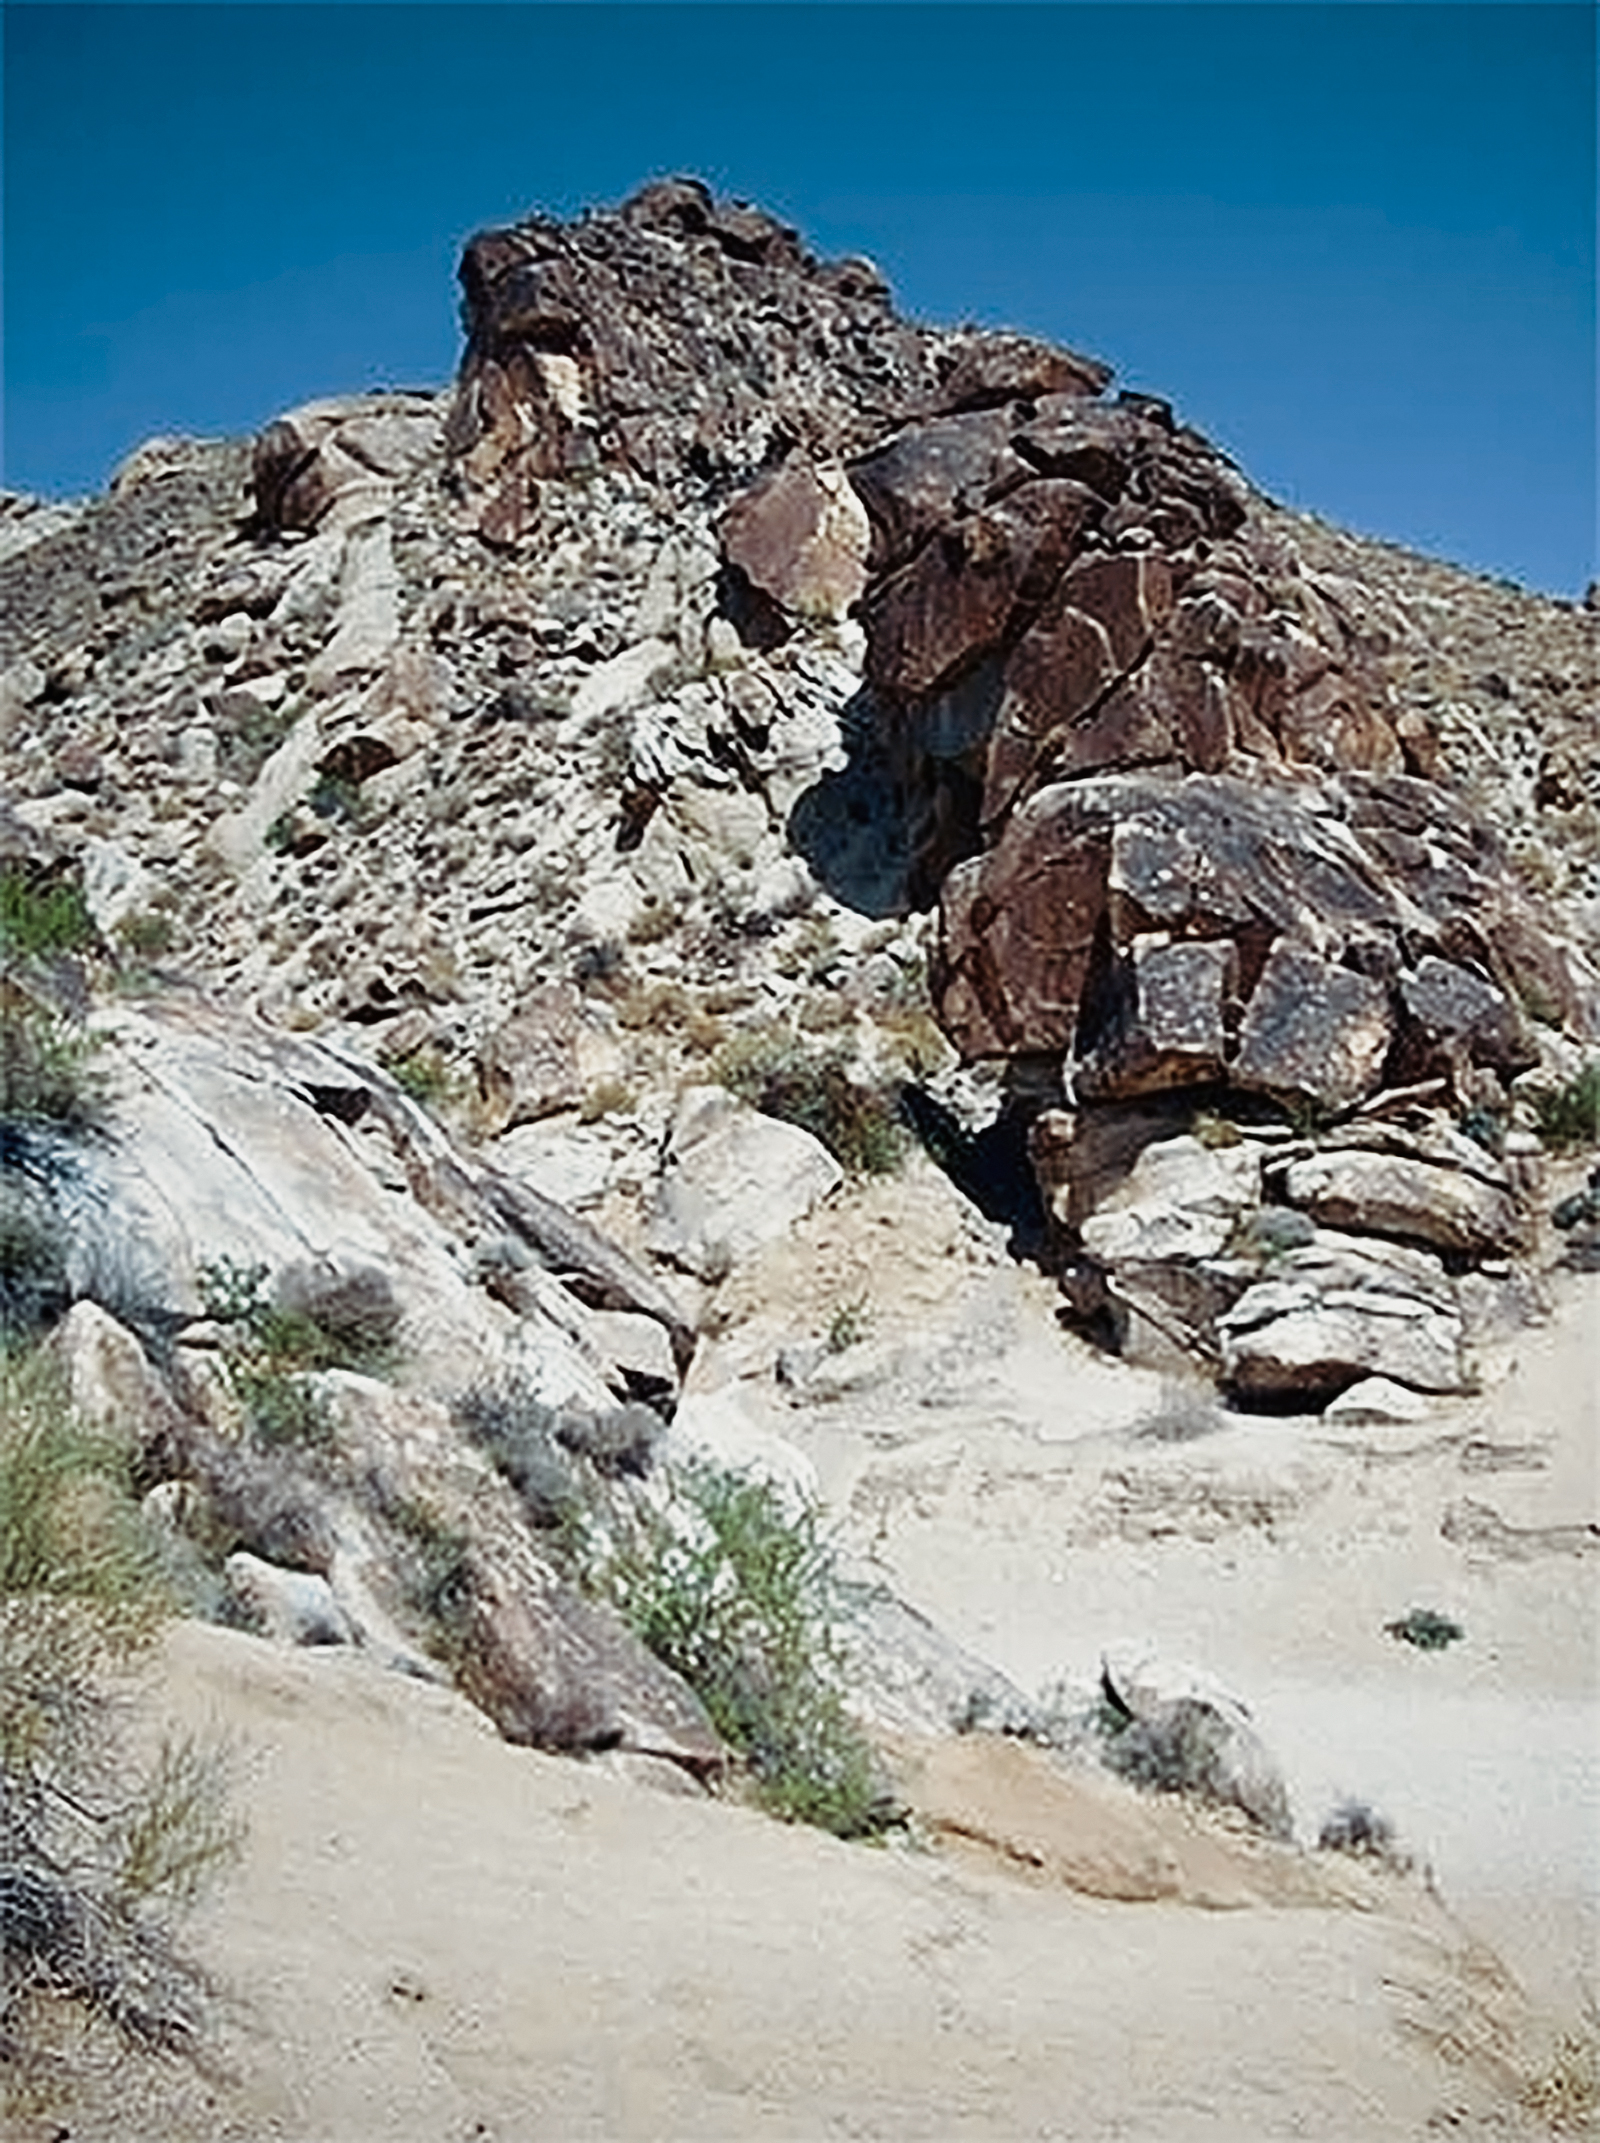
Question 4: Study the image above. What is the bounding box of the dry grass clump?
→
[0,1351,241,2084]
[1519,1998,1598,2135]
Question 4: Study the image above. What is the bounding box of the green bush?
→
[196,1255,394,1447]
[0,1004,109,1134]
[0,1352,240,2063]
[198,1255,398,1379]
[712,1026,906,1176]
[391,1046,449,1107]
[385,1498,477,1667]
[0,868,98,960]
[1532,1062,1600,1150]
[1385,1606,1464,1652]
[581,1460,898,1839]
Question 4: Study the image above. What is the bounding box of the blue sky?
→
[3,3,1594,595]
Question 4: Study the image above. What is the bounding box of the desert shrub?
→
[454,1379,664,1540]
[0,1004,109,1135]
[1385,1606,1464,1651]
[712,1026,906,1176]
[1317,1797,1408,1870]
[197,1255,394,1448]
[0,1351,240,2067]
[1532,1063,1600,1151]
[578,1076,635,1123]
[0,868,98,960]
[1519,1999,1599,2135]
[581,1459,898,1839]
[553,1401,664,1480]
[113,907,175,961]
[198,1255,399,1379]
[1229,1205,1316,1264]
[825,1295,872,1354]
[230,1365,334,1450]
[214,697,292,786]
[381,1497,477,1668]
[452,1379,581,1531]
[572,938,625,990]
[391,1045,449,1107]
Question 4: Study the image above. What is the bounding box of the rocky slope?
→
[2,178,1596,2133]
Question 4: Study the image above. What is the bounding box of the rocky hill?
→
[2,179,1596,2135]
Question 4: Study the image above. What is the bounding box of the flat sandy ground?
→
[12,1164,1595,2141]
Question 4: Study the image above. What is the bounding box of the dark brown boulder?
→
[720,456,870,623]
[1231,943,1393,1113]
[934,331,1112,413]
[861,480,1101,698]
[848,409,1028,576]
[936,799,1112,1058]
[1076,937,1236,1100]
[448,181,1042,514]
[1392,955,1537,1085]
[929,766,1557,1119]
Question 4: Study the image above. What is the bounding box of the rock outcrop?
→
[3,175,1594,1425]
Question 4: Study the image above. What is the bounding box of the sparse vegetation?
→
[579,1075,635,1122]
[1317,1797,1409,1871]
[0,1350,241,2073]
[579,1459,898,1839]
[0,868,99,961]
[0,1003,110,1135]
[196,1254,398,1446]
[1519,1998,1599,2135]
[215,697,293,786]
[712,1024,907,1176]
[113,908,176,961]
[386,1498,477,1668]
[825,1295,872,1354]
[390,1045,450,1108]
[1532,1063,1600,1151]
[1385,1606,1464,1652]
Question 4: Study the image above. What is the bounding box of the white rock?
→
[1321,1376,1433,1424]
[80,838,152,935]
[488,1123,615,1209]
[92,999,614,1407]
[665,1384,819,1508]
[570,637,676,726]
[0,657,46,732]
[225,1551,355,1648]
[201,611,254,663]
[44,1300,179,1453]
[645,1084,842,1279]
[1081,1136,1261,1264]
[307,516,401,688]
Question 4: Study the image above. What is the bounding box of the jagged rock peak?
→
[441,175,1111,539]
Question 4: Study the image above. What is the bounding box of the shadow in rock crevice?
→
[786,691,917,921]
[898,1084,1048,1261]
[786,682,995,921]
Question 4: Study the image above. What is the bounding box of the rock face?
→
[444,176,1105,537]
